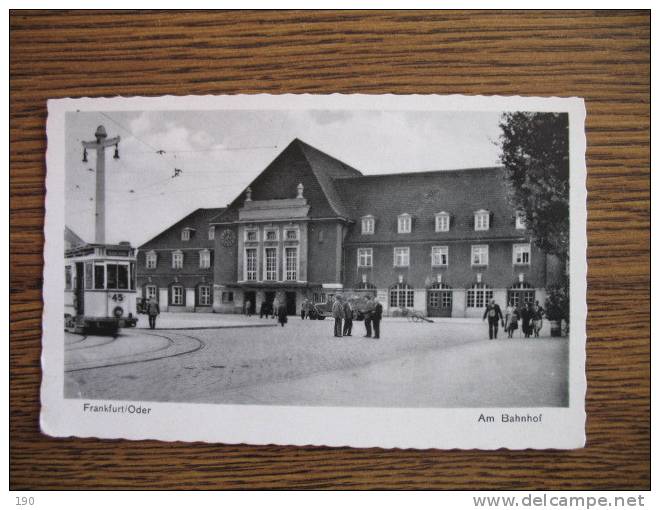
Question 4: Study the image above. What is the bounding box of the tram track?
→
[66,334,117,351]
[64,330,206,373]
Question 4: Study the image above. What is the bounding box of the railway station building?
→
[137,139,563,317]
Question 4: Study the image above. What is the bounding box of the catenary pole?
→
[82,125,120,244]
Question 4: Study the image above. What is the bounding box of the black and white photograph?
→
[41,94,587,449]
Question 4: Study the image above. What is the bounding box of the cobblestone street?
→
[65,315,568,408]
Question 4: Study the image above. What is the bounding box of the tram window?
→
[84,262,93,289]
[107,264,117,289]
[117,265,129,289]
[94,264,105,289]
[130,262,136,290]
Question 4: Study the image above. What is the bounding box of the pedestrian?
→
[372,297,383,339]
[259,300,268,319]
[277,300,288,327]
[482,298,504,340]
[332,295,344,337]
[504,300,515,332]
[245,299,252,317]
[147,297,160,330]
[507,308,519,338]
[271,298,278,319]
[301,298,309,320]
[342,298,353,336]
[532,300,545,337]
[363,295,374,338]
[520,301,533,338]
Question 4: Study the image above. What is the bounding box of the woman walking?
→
[277,300,288,327]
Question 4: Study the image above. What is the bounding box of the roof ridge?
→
[334,166,505,180]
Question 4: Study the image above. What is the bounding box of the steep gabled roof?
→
[210,139,362,224]
[139,207,225,249]
[334,167,523,243]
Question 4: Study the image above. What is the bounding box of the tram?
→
[64,242,139,334]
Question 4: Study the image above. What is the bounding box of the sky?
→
[65,109,505,247]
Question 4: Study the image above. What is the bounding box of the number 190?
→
[16,497,34,506]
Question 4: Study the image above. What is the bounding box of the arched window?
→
[507,282,535,308]
[355,281,376,292]
[467,283,493,309]
[390,283,414,308]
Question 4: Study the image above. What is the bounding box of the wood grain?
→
[10,10,650,490]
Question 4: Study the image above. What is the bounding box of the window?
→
[313,292,326,304]
[397,214,412,233]
[507,282,535,308]
[171,285,184,306]
[435,212,450,232]
[285,228,299,241]
[245,248,257,281]
[513,243,531,265]
[474,210,490,231]
[146,251,157,269]
[390,283,414,308]
[222,291,234,303]
[84,262,93,289]
[357,248,373,267]
[94,264,105,289]
[145,285,157,301]
[467,283,493,308]
[172,250,183,269]
[431,246,448,267]
[393,247,410,267]
[198,285,212,306]
[130,261,136,290]
[285,247,298,281]
[361,215,375,234]
[515,211,526,230]
[264,247,278,281]
[245,229,258,242]
[65,266,72,290]
[181,229,191,241]
[106,264,129,290]
[199,249,211,269]
[471,245,489,266]
[264,228,278,241]
[208,226,215,240]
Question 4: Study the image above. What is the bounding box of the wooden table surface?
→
[10,10,650,490]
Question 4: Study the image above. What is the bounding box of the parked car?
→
[308,294,371,321]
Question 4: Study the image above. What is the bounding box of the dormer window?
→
[181,227,195,241]
[515,211,526,230]
[474,210,490,231]
[397,213,412,234]
[361,215,375,235]
[435,212,450,232]
[208,226,215,240]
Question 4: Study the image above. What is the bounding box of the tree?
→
[498,112,569,259]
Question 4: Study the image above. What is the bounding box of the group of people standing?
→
[483,299,545,339]
[331,294,382,339]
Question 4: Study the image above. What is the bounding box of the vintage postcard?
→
[41,94,587,449]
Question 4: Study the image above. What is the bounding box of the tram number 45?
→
[16,497,35,506]
[111,294,124,302]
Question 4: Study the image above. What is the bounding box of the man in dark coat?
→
[363,296,375,338]
[331,295,344,337]
[520,302,533,338]
[482,299,504,339]
[342,298,353,336]
[147,298,160,330]
[277,301,288,327]
[372,298,383,339]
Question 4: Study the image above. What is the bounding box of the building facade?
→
[136,207,224,312]
[137,139,563,317]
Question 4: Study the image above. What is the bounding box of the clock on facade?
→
[220,229,235,247]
